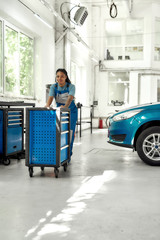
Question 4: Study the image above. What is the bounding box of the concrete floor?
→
[0,129,160,240]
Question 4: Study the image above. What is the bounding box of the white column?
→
[129,72,139,106]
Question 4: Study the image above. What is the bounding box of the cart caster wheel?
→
[3,158,10,166]
[41,167,44,171]
[17,155,21,161]
[54,168,59,178]
[29,167,33,177]
[63,163,67,172]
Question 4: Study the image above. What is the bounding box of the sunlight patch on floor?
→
[25,170,116,239]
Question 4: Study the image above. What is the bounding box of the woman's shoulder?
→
[50,83,57,88]
[68,83,75,88]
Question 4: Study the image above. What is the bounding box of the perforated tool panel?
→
[29,110,57,165]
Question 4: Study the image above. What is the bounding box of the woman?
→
[45,68,78,160]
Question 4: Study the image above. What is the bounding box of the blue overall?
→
[54,83,78,157]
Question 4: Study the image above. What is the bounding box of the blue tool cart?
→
[25,107,70,178]
[0,108,24,165]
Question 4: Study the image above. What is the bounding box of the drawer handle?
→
[61,116,69,119]
[61,145,69,150]
[13,145,17,149]
[8,115,22,117]
[61,131,69,135]
[8,123,22,126]
[8,119,22,122]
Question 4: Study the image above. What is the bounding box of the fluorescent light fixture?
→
[34,13,53,29]
[91,57,98,63]
[73,7,88,26]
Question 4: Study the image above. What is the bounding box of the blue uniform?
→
[49,82,78,157]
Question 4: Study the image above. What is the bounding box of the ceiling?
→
[80,0,159,5]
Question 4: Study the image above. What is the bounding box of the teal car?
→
[108,102,160,166]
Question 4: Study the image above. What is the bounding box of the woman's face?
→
[56,71,67,87]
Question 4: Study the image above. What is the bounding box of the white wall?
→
[91,0,160,124]
[2,0,159,130]
[0,0,56,106]
[0,0,95,131]
[70,0,94,129]
[129,72,139,106]
[54,0,95,130]
[139,74,160,104]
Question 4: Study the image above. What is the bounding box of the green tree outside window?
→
[4,25,34,97]
[5,26,19,93]
[20,33,34,96]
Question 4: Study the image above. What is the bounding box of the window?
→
[105,19,144,61]
[154,18,160,61]
[1,20,34,98]
[71,61,81,102]
[125,19,143,60]
[70,61,85,104]
[70,61,77,86]
[5,26,19,93]
[108,72,129,106]
[105,20,123,60]
[19,33,34,96]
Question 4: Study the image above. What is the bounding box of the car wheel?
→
[136,126,160,166]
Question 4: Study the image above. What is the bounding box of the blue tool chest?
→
[0,108,24,165]
[25,108,70,178]
[0,110,3,155]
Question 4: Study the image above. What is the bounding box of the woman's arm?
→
[61,95,74,108]
[45,96,54,107]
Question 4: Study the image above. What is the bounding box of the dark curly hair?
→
[56,68,71,83]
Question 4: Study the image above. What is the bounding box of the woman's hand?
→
[45,96,54,108]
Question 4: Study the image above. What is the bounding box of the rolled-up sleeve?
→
[49,84,55,97]
[69,84,75,96]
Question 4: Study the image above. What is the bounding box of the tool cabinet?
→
[25,108,70,178]
[0,108,24,165]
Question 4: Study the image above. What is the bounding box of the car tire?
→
[136,126,160,166]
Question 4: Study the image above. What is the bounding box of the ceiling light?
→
[73,7,88,26]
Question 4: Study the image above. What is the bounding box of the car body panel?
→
[108,103,160,148]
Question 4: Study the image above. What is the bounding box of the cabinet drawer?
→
[0,110,3,122]
[8,111,23,127]
[61,146,69,163]
[0,127,3,154]
[7,127,22,154]
[61,122,69,131]
[61,132,69,148]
